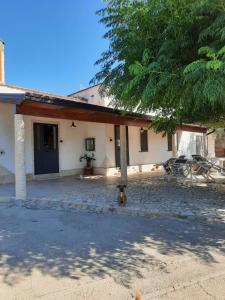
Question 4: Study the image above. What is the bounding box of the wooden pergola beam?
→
[16,101,150,127]
[16,100,207,133]
[176,124,207,133]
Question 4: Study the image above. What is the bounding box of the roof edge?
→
[68,83,101,97]
[0,93,25,104]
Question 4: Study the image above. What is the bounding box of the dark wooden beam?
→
[176,124,207,133]
[16,101,207,133]
[16,101,150,127]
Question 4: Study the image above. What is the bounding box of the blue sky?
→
[0,0,107,95]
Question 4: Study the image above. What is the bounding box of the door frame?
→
[114,125,130,168]
[33,122,60,175]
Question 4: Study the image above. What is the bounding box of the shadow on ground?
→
[0,207,225,288]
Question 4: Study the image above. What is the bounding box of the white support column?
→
[15,114,27,201]
[172,133,178,158]
[203,133,207,158]
[120,125,127,186]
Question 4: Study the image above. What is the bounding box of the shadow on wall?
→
[0,207,225,288]
[0,164,14,184]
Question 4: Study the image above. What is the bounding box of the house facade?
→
[0,83,209,183]
[0,40,213,200]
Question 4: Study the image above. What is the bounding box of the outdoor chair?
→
[189,160,215,182]
[192,155,208,162]
[163,158,176,174]
[163,156,190,177]
[170,158,190,177]
[192,155,225,176]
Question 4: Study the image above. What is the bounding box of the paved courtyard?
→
[1,174,225,299]
[0,206,225,299]
[0,173,225,219]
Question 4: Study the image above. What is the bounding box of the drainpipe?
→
[203,133,208,158]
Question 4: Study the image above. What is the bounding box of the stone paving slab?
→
[1,174,225,220]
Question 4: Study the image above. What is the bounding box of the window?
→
[85,138,95,151]
[167,134,173,151]
[140,129,148,152]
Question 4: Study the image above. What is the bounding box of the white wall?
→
[128,127,172,165]
[86,122,107,168]
[71,85,113,108]
[207,134,216,158]
[0,103,15,174]
[23,117,114,174]
[24,116,88,174]
[23,117,174,175]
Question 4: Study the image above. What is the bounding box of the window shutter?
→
[140,130,148,152]
[167,134,173,151]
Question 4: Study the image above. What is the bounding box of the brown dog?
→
[135,292,142,300]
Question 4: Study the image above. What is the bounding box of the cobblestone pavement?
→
[0,173,225,219]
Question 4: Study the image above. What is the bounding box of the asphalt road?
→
[0,206,225,299]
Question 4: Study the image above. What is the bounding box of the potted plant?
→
[80,153,96,175]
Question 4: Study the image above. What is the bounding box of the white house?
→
[0,40,212,200]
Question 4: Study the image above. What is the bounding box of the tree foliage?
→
[92,0,225,133]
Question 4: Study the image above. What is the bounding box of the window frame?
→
[85,138,95,152]
[140,129,148,152]
[167,133,173,152]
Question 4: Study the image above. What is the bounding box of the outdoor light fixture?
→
[140,127,144,133]
[71,121,77,128]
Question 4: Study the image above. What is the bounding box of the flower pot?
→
[83,166,94,175]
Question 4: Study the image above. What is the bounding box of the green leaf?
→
[142,49,151,65]
[218,46,225,57]
[198,46,216,59]
[92,0,225,133]
[183,60,206,74]
[206,60,223,70]
[128,63,144,76]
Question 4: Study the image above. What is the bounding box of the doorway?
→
[33,123,59,175]
[114,125,130,167]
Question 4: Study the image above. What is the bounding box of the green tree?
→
[92,0,225,134]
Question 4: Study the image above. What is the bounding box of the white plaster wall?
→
[207,134,216,158]
[24,116,88,174]
[128,127,172,165]
[105,124,116,167]
[23,117,114,174]
[81,123,115,169]
[71,85,112,108]
[23,118,174,176]
[0,103,15,174]
[85,122,107,168]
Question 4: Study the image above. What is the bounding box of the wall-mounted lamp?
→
[140,127,144,133]
[71,121,77,128]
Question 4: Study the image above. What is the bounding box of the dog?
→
[135,292,142,300]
